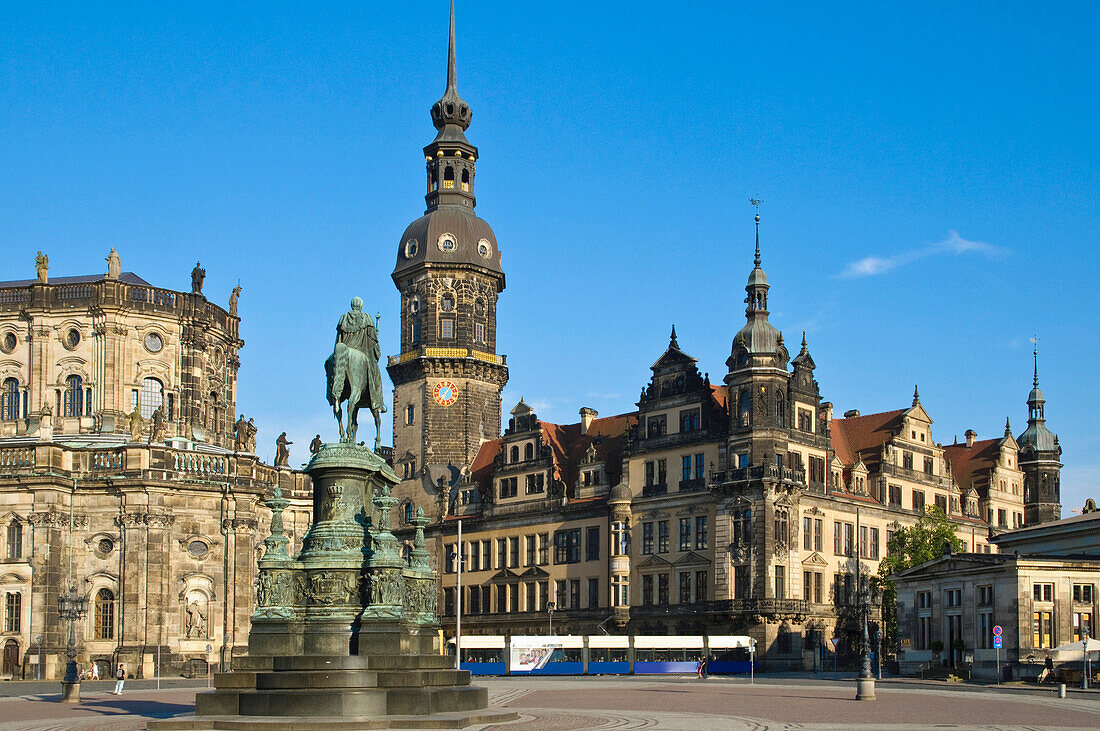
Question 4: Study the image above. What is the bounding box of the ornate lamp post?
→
[855,579,881,701]
[58,585,89,703]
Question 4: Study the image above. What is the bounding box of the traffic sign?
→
[829,637,840,650]
[993,625,1002,637]
[993,636,1002,649]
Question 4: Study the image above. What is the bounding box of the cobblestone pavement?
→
[0,677,1095,730]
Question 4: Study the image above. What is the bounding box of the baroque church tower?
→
[1018,347,1062,525]
[388,4,508,519]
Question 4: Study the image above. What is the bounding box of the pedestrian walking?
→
[91,663,99,680]
[696,656,704,678]
[701,656,709,679]
[113,663,125,694]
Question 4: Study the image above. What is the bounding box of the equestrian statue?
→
[326,297,386,448]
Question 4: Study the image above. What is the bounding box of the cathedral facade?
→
[0,255,310,679]
[387,11,1064,668]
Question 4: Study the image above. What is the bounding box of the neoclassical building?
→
[0,254,310,679]
[386,11,1065,668]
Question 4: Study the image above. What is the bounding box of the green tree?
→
[876,506,965,653]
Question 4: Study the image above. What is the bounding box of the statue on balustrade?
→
[326,297,386,448]
[106,248,121,279]
[148,407,165,444]
[275,432,292,467]
[127,408,144,442]
[229,284,242,316]
[35,252,48,283]
[191,262,206,295]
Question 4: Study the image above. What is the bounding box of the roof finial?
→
[669,324,678,349]
[801,331,807,349]
[750,197,762,267]
[1004,417,1012,435]
[1029,336,1039,387]
[446,0,457,94]
[912,384,920,406]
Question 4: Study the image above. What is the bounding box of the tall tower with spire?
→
[388,3,508,518]
[1017,345,1062,525]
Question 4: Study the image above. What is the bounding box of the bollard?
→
[1058,683,1066,698]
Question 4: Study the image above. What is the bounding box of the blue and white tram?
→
[448,634,757,676]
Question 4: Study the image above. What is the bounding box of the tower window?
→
[411,319,421,344]
[443,166,455,189]
[441,319,454,339]
[405,404,414,425]
[140,378,165,419]
[461,168,470,192]
[475,322,485,344]
[63,375,83,417]
[1,378,18,421]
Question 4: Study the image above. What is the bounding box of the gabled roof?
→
[943,438,1002,490]
[830,409,906,466]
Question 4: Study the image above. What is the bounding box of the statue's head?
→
[350,297,364,311]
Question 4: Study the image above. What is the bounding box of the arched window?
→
[461,168,470,191]
[139,378,164,419]
[0,379,18,421]
[739,390,750,426]
[411,318,421,344]
[443,166,455,189]
[524,443,533,460]
[63,375,83,417]
[209,391,220,429]
[94,588,116,640]
[6,521,21,559]
[509,446,519,463]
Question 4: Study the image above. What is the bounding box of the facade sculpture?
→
[127,408,144,442]
[35,251,48,283]
[274,432,292,467]
[106,248,121,279]
[229,284,241,316]
[191,262,206,294]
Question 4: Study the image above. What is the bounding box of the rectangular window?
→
[647,415,667,438]
[917,590,932,609]
[869,527,880,559]
[682,455,692,482]
[657,520,669,554]
[470,541,481,572]
[1074,584,1094,604]
[588,577,599,609]
[978,611,994,649]
[441,319,454,339]
[695,571,707,603]
[695,453,705,479]
[642,575,654,605]
[508,536,519,568]
[804,571,813,602]
[814,572,823,604]
[809,456,825,484]
[658,459,667,485]
[5,522,21,559]
[4,592,20,633]
[468,585,481,613]
[526,535,536,567]
[679,518,691,551]
[734,565,750,599]
[695,516,708,550]
[945,588,961,607]
[658,574,669,604]
[924,456,935,475]
[978,585,994,605]
[903,452,913,470]
[997,508,1007,527]
[539,581,548,610]
[444,588,454,616]
[889,484,902,506]
[497,539,507,569]
[679,409,700,433]
[556,580,567,610]
[912,490,925,512]
[642,522,654,555]
[554,529,581,564]
[775,566,786,599]
[644,461,655,486]
[538,533,549,565]
[1033,583,1054,602]
[813,519,822,551]
[1033,611,1054,648]
[918,616,932,650]
[524,581,536,612]
[859,525,868,558]
[803,517,813,551]
[475,322,485,344]
[586,526,600,561]
[570,579,580,610]
[445,543,455,574]
[679,571,692,603]
[844,522,853,557]
[935,494,947,513]
[833,521,842,555]
[1074,612,1093,642]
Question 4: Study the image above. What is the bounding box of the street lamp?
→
[855,578,881,701]
[57,585,89,703]
[547,602,556,636]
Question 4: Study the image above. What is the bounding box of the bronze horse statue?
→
[325,300,386,448]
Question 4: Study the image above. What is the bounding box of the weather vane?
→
[749,198,762,216]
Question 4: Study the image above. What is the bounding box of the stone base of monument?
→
[149,441,515,730]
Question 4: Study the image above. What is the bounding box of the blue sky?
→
[3,2,1097,514]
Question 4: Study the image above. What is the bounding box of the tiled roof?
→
[830,409,906,466]
[943,438,1002,490]
[0,272,152,288]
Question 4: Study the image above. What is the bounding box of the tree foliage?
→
[876,506,966,653]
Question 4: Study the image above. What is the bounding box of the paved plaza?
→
[0,676,1097,730]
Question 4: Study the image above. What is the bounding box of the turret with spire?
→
[727,201,786,373]
[1017,343,1062,525]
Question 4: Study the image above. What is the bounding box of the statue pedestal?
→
[151,443,515,729]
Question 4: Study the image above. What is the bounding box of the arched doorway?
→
[2,639,19,677]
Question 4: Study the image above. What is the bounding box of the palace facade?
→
[0,256,310,679]
[386,11,1065,668]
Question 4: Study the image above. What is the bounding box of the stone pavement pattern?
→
[0,678,1098,730]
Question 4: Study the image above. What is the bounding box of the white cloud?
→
[838,231,1003,279]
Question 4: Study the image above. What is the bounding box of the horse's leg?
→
[373,407,382,450]
[334,403,345,441]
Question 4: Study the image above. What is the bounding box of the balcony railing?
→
[641,483,668,498]
[711,464,806,487]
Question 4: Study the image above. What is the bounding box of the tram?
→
[448,634,757,676]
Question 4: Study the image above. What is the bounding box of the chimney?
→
[579,407,598,436]
[844,409,861,419]
[965,429,977,448]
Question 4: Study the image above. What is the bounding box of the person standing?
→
[91,663,99,680]
[113,663,125,695]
